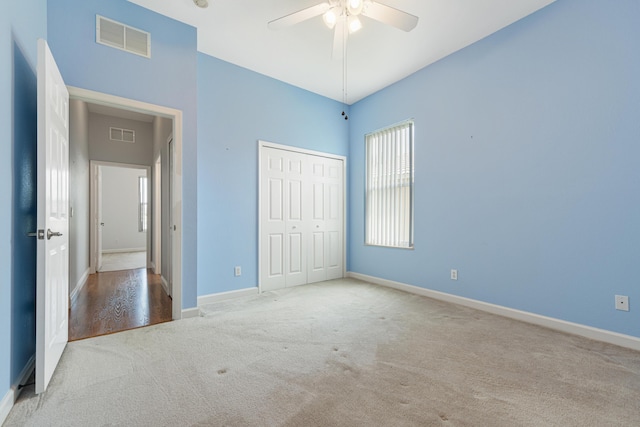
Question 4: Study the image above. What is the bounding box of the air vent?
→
[110,127,135,143]
[96,15,151,58]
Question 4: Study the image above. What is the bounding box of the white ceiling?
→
[87,102,156,123]
[128,0,555,104]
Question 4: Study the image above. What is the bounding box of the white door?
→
[260,145,344,291]
[323,158,343,281]
[308,156,343,283]
[283,151,307,288]
[260,148,308,291]
[167,139,174,296]
[153,156,162,275]
[260,148,286,291]
[96,166,103,271]
[36,39,69,394]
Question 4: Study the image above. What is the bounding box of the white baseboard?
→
[347,272,640,351]
[181,307,201,319]
[0,355,35,425]
[197,287,260,307]
[0,389,12,427]
[161,276,170,297]
[102,248,145,254]
[70,268,90,304]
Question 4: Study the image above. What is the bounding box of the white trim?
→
[69,86,183,321]
[70,267,90,304]
[259,140,346,161]
[197,287,259,306]
[15,356,35,396]
[181,308,201,319]
[161,276,170,297]
[101,247,146,254]
[257,140,347,293]
[347,272,640,351]
[0,390,12,426]
[0,356,36,425]
[153,153,162,275]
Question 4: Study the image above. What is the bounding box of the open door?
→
[167,138,174,297]
[35,39,70,394]
[96,166,103,271]
[153,155,162,275]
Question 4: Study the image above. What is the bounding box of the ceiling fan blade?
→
[362,1,419,32]
[332,17,347,60]
[268,2,331,30]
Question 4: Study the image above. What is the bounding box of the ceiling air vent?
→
[96,15,151,58]
[110,127,135,143]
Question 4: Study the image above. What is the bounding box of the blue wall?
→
[47,0,199,308]
[348,0,640,338]
[3,0,639,410]
[1,0,47,398]
[197,54,349,296]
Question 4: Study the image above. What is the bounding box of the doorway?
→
[67,87,183,340]
[93,163,150,273]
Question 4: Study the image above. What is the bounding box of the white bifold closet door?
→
[260,146,343,292]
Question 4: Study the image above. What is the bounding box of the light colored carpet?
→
[6,278,640,426]
[99,251,146,272]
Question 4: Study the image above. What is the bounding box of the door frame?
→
[257,140,347,293]
[166,135,174,298]
[89,161,151,272]
[68,86,183,320]
[153,153,162,275]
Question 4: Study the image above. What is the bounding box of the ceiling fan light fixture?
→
[323,8,338,29]
[348,15,362,33]
[193,0,209,8]
[347,0,364,16]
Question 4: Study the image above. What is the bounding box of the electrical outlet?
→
[450,269,458,280]
[615,295,629,312]
[234,266,241,277]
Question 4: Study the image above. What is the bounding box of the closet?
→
[260,144,344,292]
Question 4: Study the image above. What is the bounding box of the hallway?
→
[69,268,172,341]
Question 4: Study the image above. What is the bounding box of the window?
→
[365,120,414,248]
[138,176,148,232]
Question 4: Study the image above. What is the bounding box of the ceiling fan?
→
[268,0,419,59]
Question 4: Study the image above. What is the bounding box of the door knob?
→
[47,229,63,240]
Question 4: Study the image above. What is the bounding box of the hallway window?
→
[365,120,414,248]
[139,176,148,232]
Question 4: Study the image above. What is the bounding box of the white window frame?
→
[365,119,415,249]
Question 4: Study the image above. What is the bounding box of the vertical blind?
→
[365,120,414,248]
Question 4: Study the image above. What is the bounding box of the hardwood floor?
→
[69,268,172,341]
